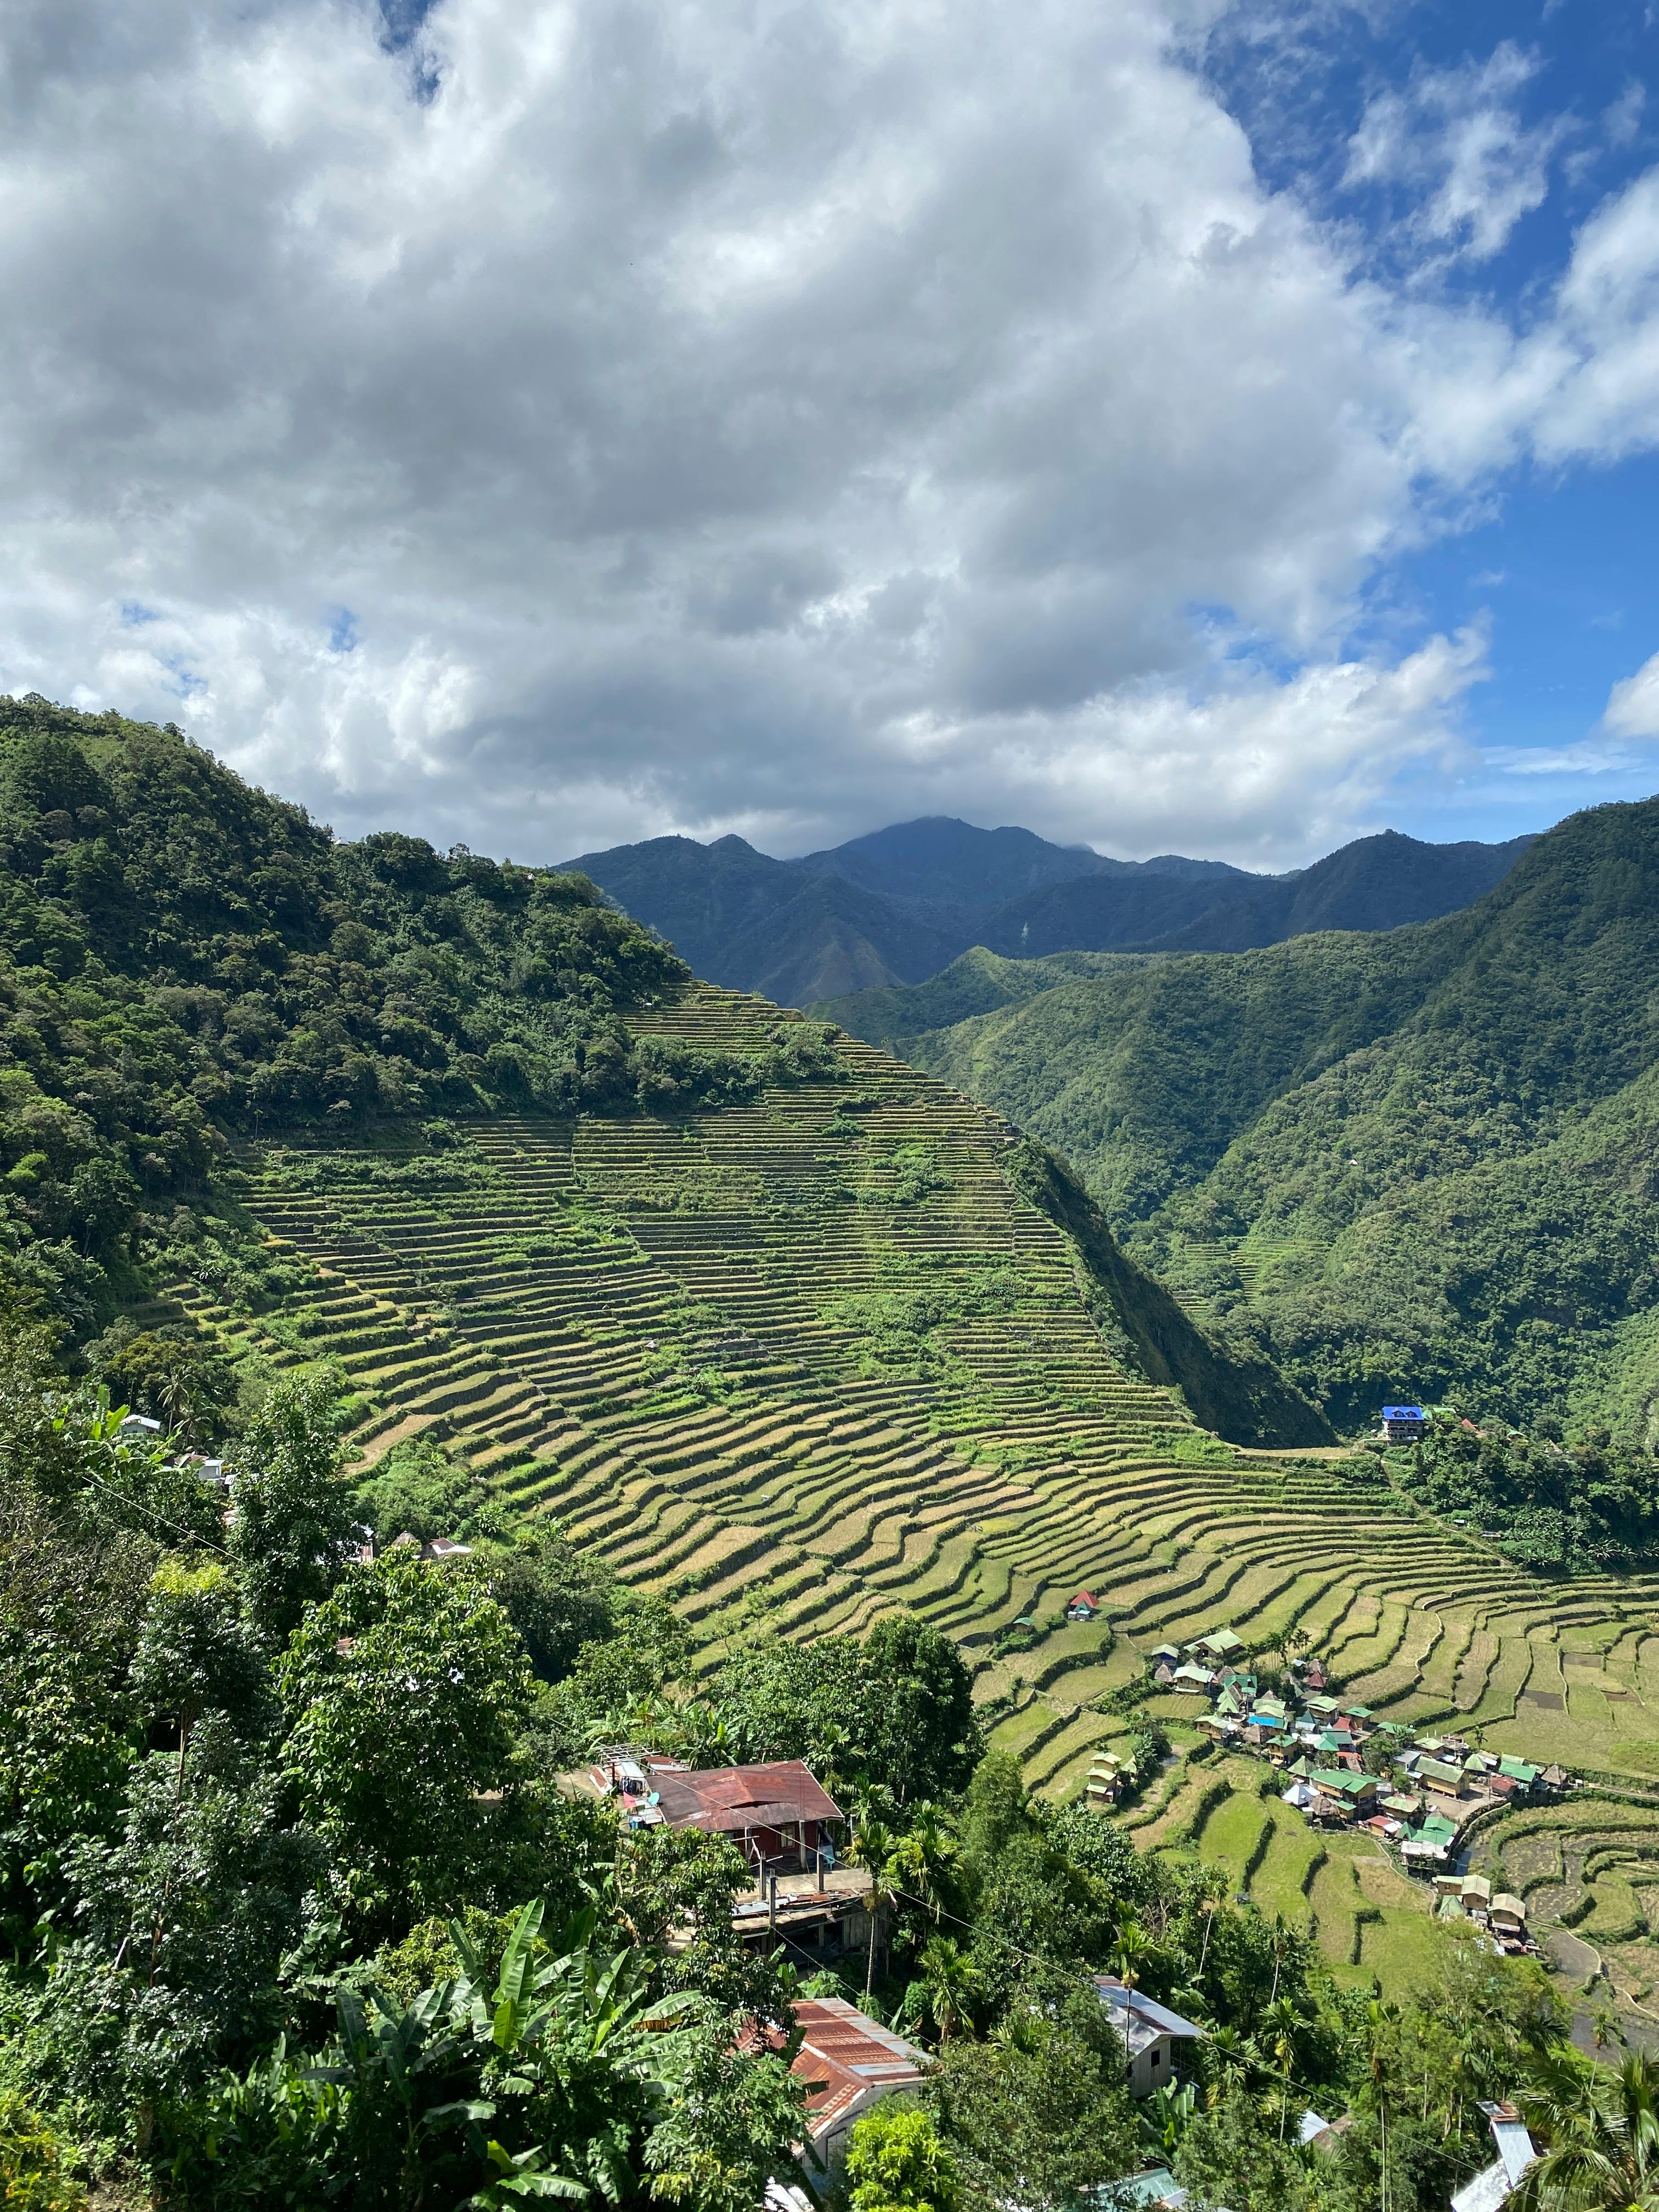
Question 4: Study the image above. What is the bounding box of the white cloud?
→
[1603,648,1659,740]
[0,2,1643,867]
[1483,740,1641,776]
[1343,43,1565,266]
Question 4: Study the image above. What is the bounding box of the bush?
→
[0,2095,89,2212]
[845,2104,958,2212]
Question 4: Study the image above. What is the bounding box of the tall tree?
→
[229,1372,360,1641]
[277,1554,534,1932]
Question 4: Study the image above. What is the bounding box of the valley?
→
[10,701,1659,2196]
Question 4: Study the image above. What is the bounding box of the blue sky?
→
[1202,0,1659,846]
[4,0,1659,866]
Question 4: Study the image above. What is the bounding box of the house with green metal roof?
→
[1417,1757,1467,1795]
[1192,1628,1246,1661]
[1310,1768,1378,1805]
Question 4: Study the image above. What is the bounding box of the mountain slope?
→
[0,701,817,1339]
[0,699,1327,1455]
[1141,828,1536,952]
[827,797,1659,1433]
[569,817,1530,1009]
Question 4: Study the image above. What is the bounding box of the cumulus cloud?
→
[0,1,1648,865]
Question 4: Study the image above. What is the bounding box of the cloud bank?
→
[2,0,1658,862]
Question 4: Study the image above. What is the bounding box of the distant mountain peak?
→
[564,813,1541,1010]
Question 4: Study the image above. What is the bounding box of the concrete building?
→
[1093,1978,1204,2097]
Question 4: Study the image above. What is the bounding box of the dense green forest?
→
[822,798,1659,1437]
[0,1322,1624,2212]
[1385,1410,1659,1576]
[0,697,833,1344]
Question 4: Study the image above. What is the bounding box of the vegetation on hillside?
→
[1389,1409,1659,1575]
[0,1322,1611,2212]
[832,798,1659,1434]
[0,698,834,1342]
[1005,1142,1333,1447]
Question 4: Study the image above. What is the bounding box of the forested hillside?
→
[0,696,1325,1449]
[826,798,1659,1435]
[0,697,837,1341]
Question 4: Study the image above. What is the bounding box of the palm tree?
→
[850,1816,898,2000]
[1111,1912,1152,1992]
[1205,2025,1265,2097]
[1267,1911,1293,2005]
[1196,1894,1220,1980]
[917,1936,981,2045]
[1261,1995,1304,2142]
[153,1358,198,1443]
[890,1808,954,1926]
[1363,1999,1401,2212]
[1513,2044,1659,2211]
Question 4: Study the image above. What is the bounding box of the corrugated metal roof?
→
[648,1759,842,1835]
[791,1999,926,2138]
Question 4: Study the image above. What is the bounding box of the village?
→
[1068,1600,1568,1960]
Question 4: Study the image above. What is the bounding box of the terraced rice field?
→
[1175,1757,1449,1997]
[160,985,1659,1878]
[1469,1795,1659,2017]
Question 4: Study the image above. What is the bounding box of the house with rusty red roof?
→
[645,1759,844,1863]
[563,1754,843,1861]
[789,1998,928,2167]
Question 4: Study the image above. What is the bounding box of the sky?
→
[4,0,1659,868]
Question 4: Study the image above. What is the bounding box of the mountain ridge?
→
[821,795,1659,1434]
[565,815,1536,1007]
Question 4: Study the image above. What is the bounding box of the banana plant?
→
[1138,2080,1198,2158]
[307,1979,487,2209]
[445,1898,713,2205]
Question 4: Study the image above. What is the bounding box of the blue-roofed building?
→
[1381,1405,1427,1444]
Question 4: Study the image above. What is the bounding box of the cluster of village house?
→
[560,1747,1543,2212]
[1073,1613,1566,1956]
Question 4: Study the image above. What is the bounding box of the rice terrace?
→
[24,6,1659,2199]
[149,979,1659,2018]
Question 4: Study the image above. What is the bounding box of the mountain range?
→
[819,795,1659,1436]
[564,816,1536,1008]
